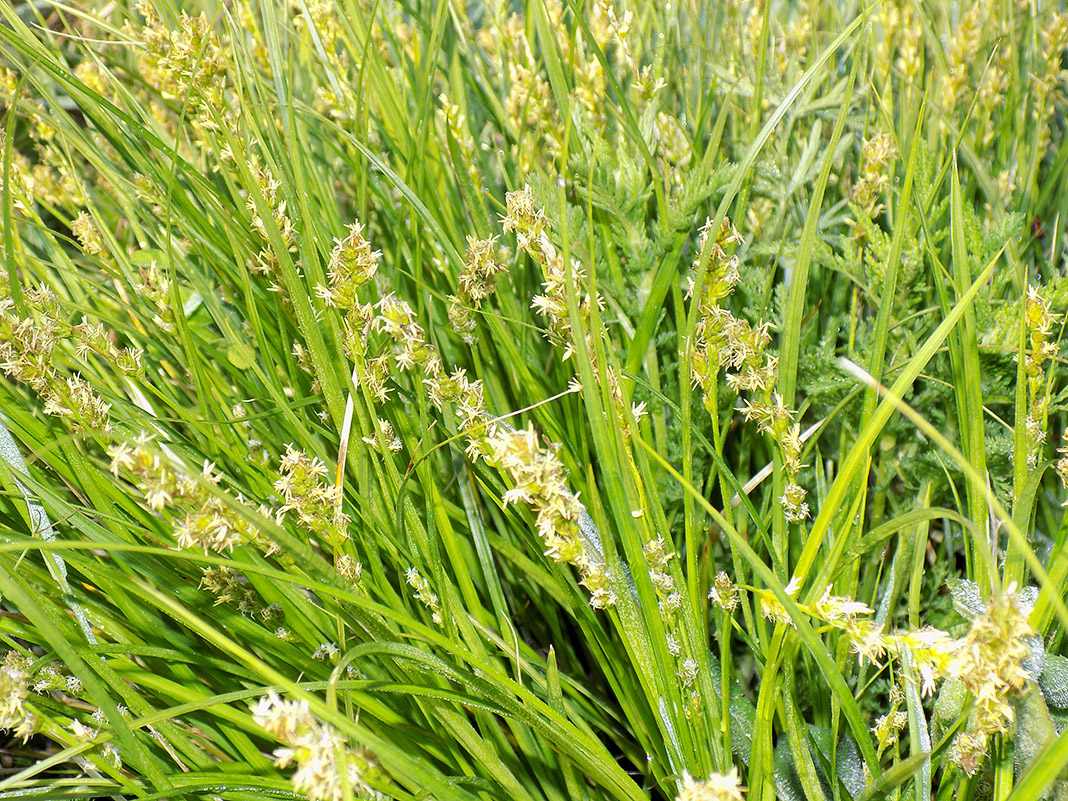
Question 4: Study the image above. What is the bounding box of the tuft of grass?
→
[1,0,1068,799]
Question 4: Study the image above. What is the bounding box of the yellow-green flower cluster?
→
[572,0,622,115]
[73,56,112,104]
[425,368,495,459]
[41,375,112,434]
[873,685,908,756]
[370,296,437,372]
[1056,432,1068,498]
[932,592,1036,776]
[742,1,810,79]
[709,571,740,613]
[1034,13,1068,152]
[199,565,264,615]
[835,588,1034,775]
[0,66,17,107]
[291,341,323,394]
[1,651,36,742]
[502,186,595,364]
[502,188,550,271]
[335,554,364,586]
[975,49,1012,148]
[246,163,298,285]
[688,217,744,401]
[251,691,382,801]
[438,94,483,185]
[756,578,880,636]
[655,113,692,191]
[488,424,583,561]
[419,368,612,609]
[955,592,1034,735]
[1022,286,1058,468]
[71,318,144,375]
[476,0,658,167]
[755,578,1034,774]
[296,0,359,121]
[947,730,988,777]
[644,537,681,614]
[940,0,990,114]
[488,424,615,608]
[275,446,349,549]
[645,537,706,713]
[676,767,746,801]
[317,221,381,311]
[32,661,83,696]
[738,395,807,520]
[360,418,402,454]
[489,5,565,173]
[316,230,418,404]
[421,374,612,610]
[448,236,508,344]
[109,437,264,553]
[756,576,804,628]
[688,219,809,522]
[506,65,558,173]
[872,709,907,755]
[129,1,228,125]
[503,188,636,435]
[852,134,896,221]
[872,1,924,84]
[71,211,105,256]
[128,184,185,324]
[405,567,444,626]
[0,287,141,434]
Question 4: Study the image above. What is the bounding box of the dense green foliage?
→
[2,0,1068,799]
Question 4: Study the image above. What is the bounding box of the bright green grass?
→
[1,0,1068,800]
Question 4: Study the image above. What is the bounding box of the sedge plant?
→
[1,0,1068,800]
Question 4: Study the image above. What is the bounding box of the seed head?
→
[71,211,105,255]
[872,710,907,753]
[0,652,36,741]
[406,567,444,626]
[502,187,548,256]
[709,571,740,612]
[251,691,380,801]
[319,221,380,311]
[780,482,810,522]
[275,446,349,548]
[676,767,746,801]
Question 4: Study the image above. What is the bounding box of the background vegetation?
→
[1,0,1068,799]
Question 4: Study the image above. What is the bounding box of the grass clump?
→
[1,0,1068,799]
